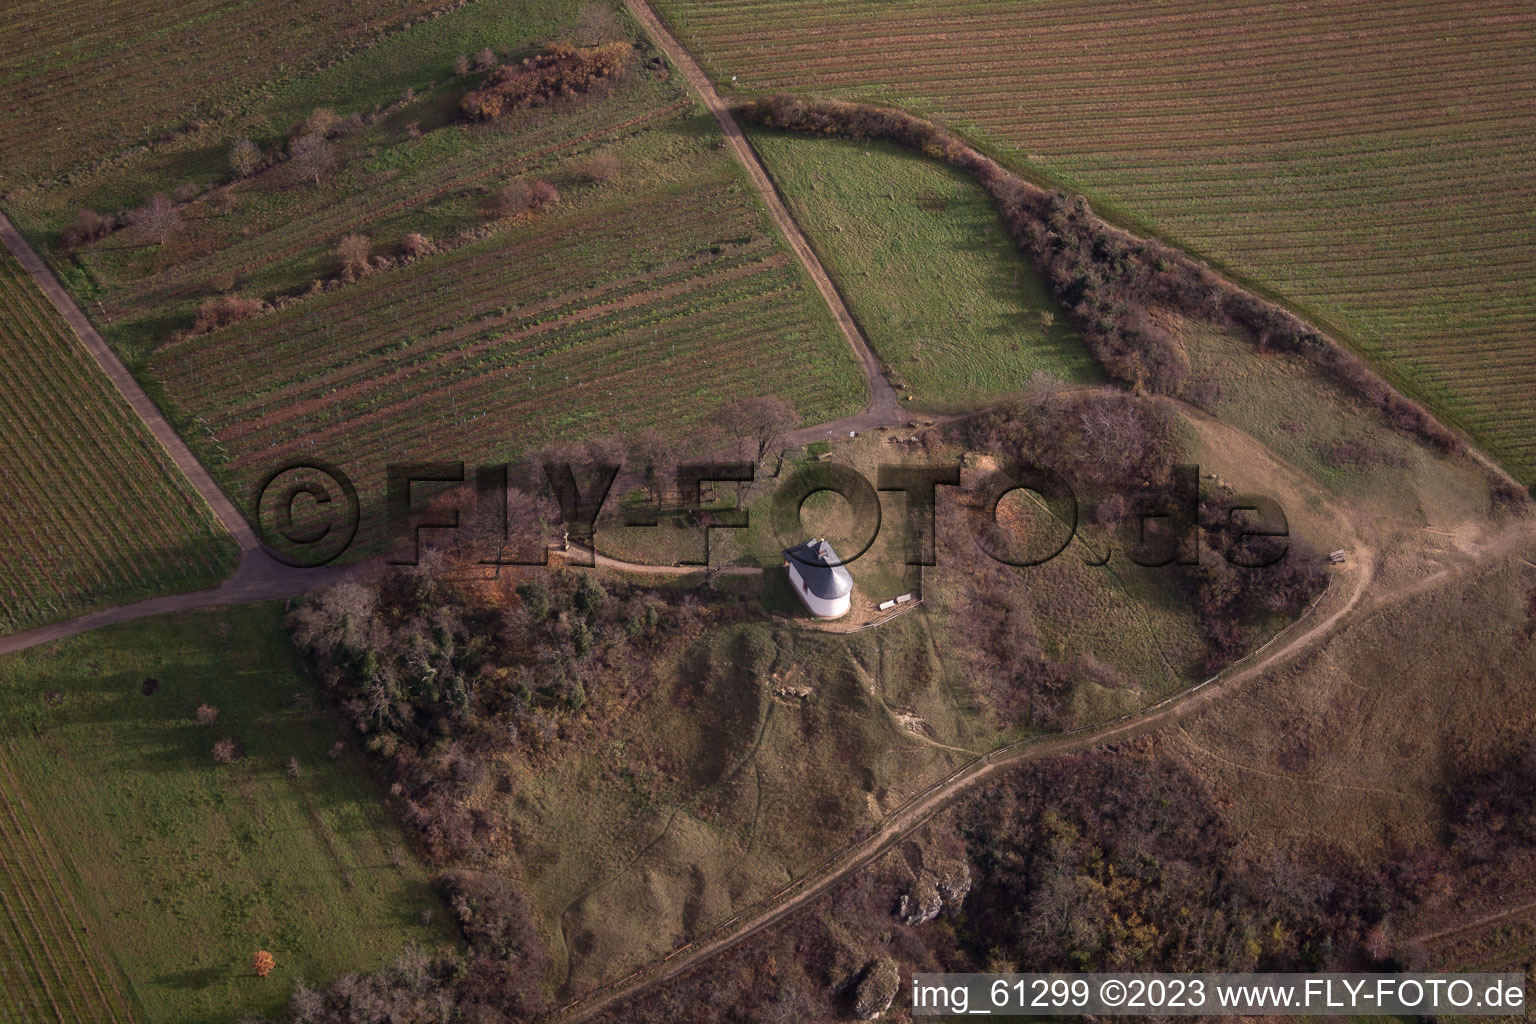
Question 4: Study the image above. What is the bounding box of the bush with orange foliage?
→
[252,950,275,977]
[461,41,631,120]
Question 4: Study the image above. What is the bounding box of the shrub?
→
[60,208,114,248]
[335,234,371,280]
[294,106,341,138]
[482,180,531,220]
[473,47,497,71]
[528,180,560,210]
[212,737,243,763]
[438,871,545,967]
[572,149,620,183]
[399,232,433,258]
[453,53,471,76]
[192,295,266,333]
[461,41,631,120]
[195,704,220,726]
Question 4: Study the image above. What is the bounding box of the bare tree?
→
[483,179,531,220]
[473,47,497,71]
[572,149,621,183]
[228,138,262,178]
[288,133,334,185]
[721,395,797,468]
[128,194,182,246]
[453,53,471,76]
[60,208,114,248]
[336,234,371,279]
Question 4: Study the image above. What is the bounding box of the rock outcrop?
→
[896,858,971,925]
[897,871,943,926]
[854,957,900,1020]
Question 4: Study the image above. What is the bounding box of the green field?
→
[144,112,865,553]
[747,130,1097,408]
[655,0,1536,481]
[0,246,236,636]
[0,605,453,1023]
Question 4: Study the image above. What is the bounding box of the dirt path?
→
[0,213,259,553]
[556,544,762,577]
[548,442,1381,1020]
[0,560,360,657]
[622,0,901,428]
[1414,898,1536,947]
[543,385,1536,1021]
[0,213,358,656]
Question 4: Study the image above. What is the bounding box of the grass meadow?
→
[0,604,453,1023]
[747,130,1099,408]
[493,613,970,994]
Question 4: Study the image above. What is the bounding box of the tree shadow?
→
[153,964,224,990]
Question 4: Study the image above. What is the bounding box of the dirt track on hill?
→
[546,472,1536,1024]
[539,367,1385,1019]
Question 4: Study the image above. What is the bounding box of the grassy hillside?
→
[0,605,454,1023]
[0,246,236,636]
[655,0,1536,481]
[747,130,1098,408]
